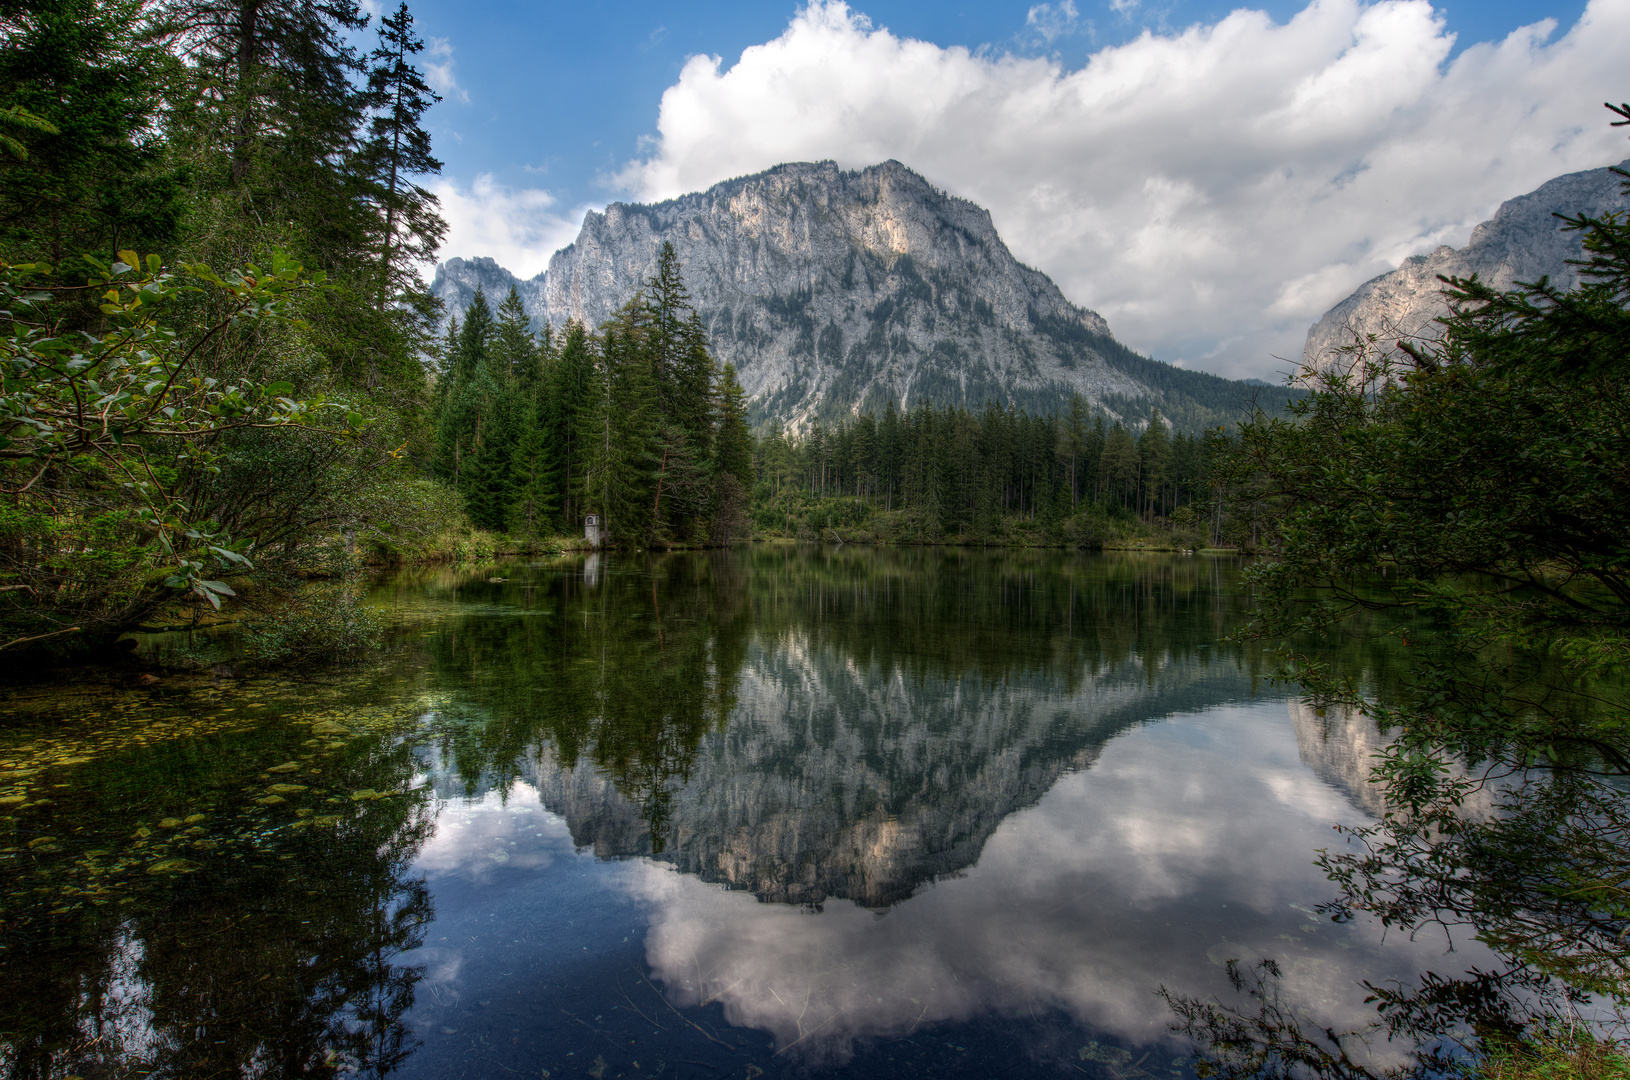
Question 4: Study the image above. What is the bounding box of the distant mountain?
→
[1302,160,1630,372]
[432,161,1296,433]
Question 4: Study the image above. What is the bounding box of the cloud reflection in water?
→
[617,703,1497,1064]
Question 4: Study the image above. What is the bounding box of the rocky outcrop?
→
[1301,161,1630,373]
[433,161,1280,431]
[429,256,543,324]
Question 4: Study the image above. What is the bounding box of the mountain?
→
[432,161,1294,433]
[1301,160,1630,372]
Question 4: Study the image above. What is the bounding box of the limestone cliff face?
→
[432,161,1266,431]
[430,256,544,324]
[1301,161,1630,372]
[521,642,1257,908]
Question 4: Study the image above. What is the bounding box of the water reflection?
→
[0,683,438,1078]
[405,548,1266,905]
[0,550,1502,1078]
[615,705,1493,1067]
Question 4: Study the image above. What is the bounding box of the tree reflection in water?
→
[0,718,436,1078]
[411,547,1260,860]
[1163,717,1630,1078]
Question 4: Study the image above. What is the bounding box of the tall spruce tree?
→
[1138,409,1171,518]
[359,2,444,303]
[434,289,495,488]
[506,396,555,538]
[548,320,595,530]
[0,0,183,263]
[711,363,753,545]
[582,316,658,545]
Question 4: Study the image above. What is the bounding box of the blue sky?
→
[390,0,1622,379]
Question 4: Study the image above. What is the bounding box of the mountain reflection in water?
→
[0,549,1496,1078]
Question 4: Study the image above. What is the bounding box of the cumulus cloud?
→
[614,0,1629,379]
[430,175,591,278]
[423,36,470,105]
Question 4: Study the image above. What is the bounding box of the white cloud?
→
[430,175,593,279]
[614,0,1629,379]
[424,36,470,105]
[1026,0,1080,42]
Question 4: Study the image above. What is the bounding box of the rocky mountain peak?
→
[1301,160,1630,373]
[433,160,1287,432]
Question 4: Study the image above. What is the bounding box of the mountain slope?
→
[1301,160,1630,371]
[432,161,1294,432]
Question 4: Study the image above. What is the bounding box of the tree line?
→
[752,397,1225,540]
[430,243,755,547]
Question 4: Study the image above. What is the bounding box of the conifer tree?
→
[0,0,183,262]
[710,363,754,543]
[1138,409,1172,518]
[494,287,539,386]
[359,2,444,302]
[506,397,556,537]
[582,319,658,544]
[434,289,496,488]
[548,320,595,529]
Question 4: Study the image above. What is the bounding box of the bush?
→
[239,584,382,666]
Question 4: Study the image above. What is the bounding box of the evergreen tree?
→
[434,289,495,488]
[711,363,754,543]
[494,287,539,386]
[1138,409,1172,517]
[506,395,556,538]
[1101,423,1139,508]
[548,320,595,529]
[582,318,658,544]
[0,0,184,263]
[359,2,444,302]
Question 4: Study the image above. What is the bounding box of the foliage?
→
[427,245,759,548]
[0,251,373,650]
[239,583,383,665]
[0,0,456,661]
[1180,106,1630,1079]
[752,397,1225,545]
[1481,1030,1630,1080]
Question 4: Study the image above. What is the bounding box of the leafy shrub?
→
[239,585,382,666]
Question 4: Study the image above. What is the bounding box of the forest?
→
[3,0,1630,1075]
[0,0,1240,660]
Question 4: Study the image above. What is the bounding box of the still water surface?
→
[0,549,1491,1078]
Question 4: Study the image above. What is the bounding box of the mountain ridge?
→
[432,160,1296,433]
[1301,159,1630,372]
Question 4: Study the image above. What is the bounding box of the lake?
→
[0,548,1494,1078]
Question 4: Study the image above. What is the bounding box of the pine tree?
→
[359,2,445,303]
[494,287,539,386]
[582,318,658,545]
[506,396,556,538]
[1138,409,1172,518]
[0,0,183,263]
[168,0,371,256]
[434,290,495,488]
[548,320,596,529]
[1101,423,1139,509]
[710,363,754,543]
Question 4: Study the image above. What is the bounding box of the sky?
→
[387,0,1625,380]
